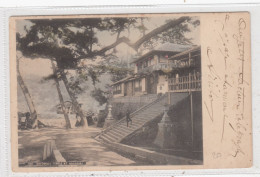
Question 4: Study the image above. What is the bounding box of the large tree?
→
[17,16,199,128]
[16,55,38,128]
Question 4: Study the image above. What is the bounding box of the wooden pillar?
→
[188,51,191,66]
[168,92,171,105]
[190,91,194,150]
[189,51,194,149]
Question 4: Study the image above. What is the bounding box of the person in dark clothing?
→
[126,110,132,127]
[25,112,30,128]
[75,112,81,127]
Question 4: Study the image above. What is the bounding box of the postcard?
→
[9,12,252,172]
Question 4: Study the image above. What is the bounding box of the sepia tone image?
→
[10,12,252,172]
[14,15,202,167]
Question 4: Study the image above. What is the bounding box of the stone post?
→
[103,104,115,128]
[103,87,116,128]
[106,104,113,120]
[154,104,177,148]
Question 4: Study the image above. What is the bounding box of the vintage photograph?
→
[14,15,203,167]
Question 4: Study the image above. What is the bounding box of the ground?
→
[18,126,144,167]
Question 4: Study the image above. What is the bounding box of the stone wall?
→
[121,114,162,146]
[112,94,158,104]
[167,91,202,151]
[110,94,159,120]
[121,92,203,152]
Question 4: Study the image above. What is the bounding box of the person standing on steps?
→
[126,110,132,127]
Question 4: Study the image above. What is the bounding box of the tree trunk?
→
[51,61,72,129]
[60,70,88,128]
[17,58,38,128]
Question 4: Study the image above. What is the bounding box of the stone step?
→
[138,115,162,121]
[130,111,163,121]
[110,127,140,141]
[99,134,112,143]
[132,118,155,124]
[117,122,143,129]
[134,113,160,118]
[131,119,148,124]
[98,95,168,143]
[139,106,164,113]
[133,114,162,121]
[106,131,122,140]
[116,124,137,132]
[117,119,142,126]
[110,127,132,135]
[135,110,163,117]
[134,113,161,119]
[102,133,117,142]
[133,112,161,118]
[133,112,163,119]
[107,131,125,140]
[115,127,138,136]
[108,128,130,138]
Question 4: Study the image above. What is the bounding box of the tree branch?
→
[76,16,190,60]
[133,16,190,49]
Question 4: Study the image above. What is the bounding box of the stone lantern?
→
[103,104,115,128]
[103,87,115,128]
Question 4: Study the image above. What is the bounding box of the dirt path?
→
[55,127,138,166]
[18,127,65,165]
[18,126,138,166]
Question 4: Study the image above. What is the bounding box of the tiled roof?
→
[110,75,134,86]
[131,43,193,63]
[169,45,201,60]
[153,42,192,52]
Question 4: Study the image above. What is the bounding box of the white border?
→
[0,0,260,7]
[1,4,260,177]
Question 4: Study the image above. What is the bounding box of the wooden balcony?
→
[113,90,122,95]
[168,59,197,69]
[137,63,169,74]
[137,61,198,74]
[168,73,201,92]
[134,87,142,92]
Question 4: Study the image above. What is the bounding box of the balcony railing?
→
[168,73,201,92]
[134,87,142,92]
[169,59,197,69]
[137,60,199,74]
[113,90,122,95]
[137,63,169,74]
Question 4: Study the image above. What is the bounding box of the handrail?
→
[98,94,167,136]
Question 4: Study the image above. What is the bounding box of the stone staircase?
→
[96,94,168,143]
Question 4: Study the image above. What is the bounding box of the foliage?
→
[16,16,200,108]
[142,17,199,50]
[90,88,108,106]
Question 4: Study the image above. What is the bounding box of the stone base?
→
[103,119,116,128]
[154,122,177,149]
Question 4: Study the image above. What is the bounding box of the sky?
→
[16,15,200,118]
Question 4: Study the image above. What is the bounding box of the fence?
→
[168,73,201,92]
[113,90,122,95]
[134,87,142,92]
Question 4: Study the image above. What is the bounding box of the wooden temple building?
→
[111,43,201,100]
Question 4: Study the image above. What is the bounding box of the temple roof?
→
[169,45,201,60]
[153,43,192,52]
[110,75,134,86]
[131,43,192,64]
